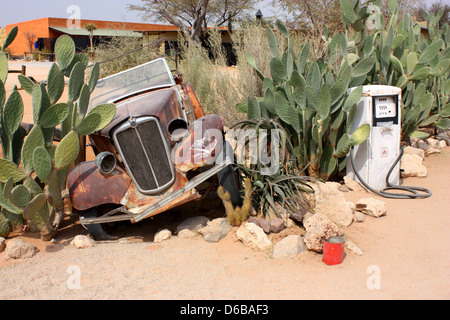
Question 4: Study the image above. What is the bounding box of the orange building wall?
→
[5,17,180,56]
[6,18,51,55]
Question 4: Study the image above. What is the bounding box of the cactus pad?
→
[39,103,69,128]
[47,63,65,105]
[0,158,26,183]
[75,113,101,136]
[86,103,117,132]
[23,193,47,221]
[21,124,45,174]
[33,146,53,183]
[18,75,36,96]
[88,62,100,93]
[3,177,14,199]
[68,62,86,101]
[2,90,24,137]
[55,35,76,70]
[0,52,8,85]
[32,84,51,123]
[10,185,31,208]
[0,213,12,238]
[54,130,80,170]
[350,124,371,146]
[2,26,18,51]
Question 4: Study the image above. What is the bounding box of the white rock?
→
[438,140,448,149]
[404,146,425,159]
[353,211,366,223]
[427,138,440,149]
[272,235,306,260]
[154,229,172,243]
[198,218,232,242]
[71,235,95,249]
[176,216,209,233]
[236,223,272,251]
[5,239,37,259]
[401,153,427,178]
[313,182,355,227]
[356,198,387,218]
[344,176,366,192]
[177,229,198,239]
[303,214,343,253]
[346,241,364,256]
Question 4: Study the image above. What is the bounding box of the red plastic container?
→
[323,236,345,266]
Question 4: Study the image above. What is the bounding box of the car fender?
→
[68,161,132,211]
[173,114,225,173]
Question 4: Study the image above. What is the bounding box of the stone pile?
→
[410,131,449,157]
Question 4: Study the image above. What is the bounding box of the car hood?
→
[98,87,183,137]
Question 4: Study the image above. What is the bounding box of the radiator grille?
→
[114,117,175,194]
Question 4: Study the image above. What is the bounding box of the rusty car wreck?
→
[67,58,241,240]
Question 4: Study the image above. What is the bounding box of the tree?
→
[270,0,345,37]
[127,0,209,42]
[84,23,98,57]
[127,0,257,42]
[23,31,37,53]
[415,0,450,27]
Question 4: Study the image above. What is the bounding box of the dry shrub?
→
[94,36,160,78]
[179,25,306,127]
[179,29,248,126]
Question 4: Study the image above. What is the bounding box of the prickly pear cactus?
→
[242,19,371,180]
[339,0,449,139]
[242,1,448,180]
[0,31,116,240]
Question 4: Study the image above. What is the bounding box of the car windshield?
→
[89,58,175,110]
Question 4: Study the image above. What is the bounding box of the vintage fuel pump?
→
[346,85,432,199]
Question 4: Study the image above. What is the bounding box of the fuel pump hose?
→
[349,147,432,199]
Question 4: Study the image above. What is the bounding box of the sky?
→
[0,0,449,28]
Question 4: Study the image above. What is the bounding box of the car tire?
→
[217,141,242,208]
[79,207,118,241]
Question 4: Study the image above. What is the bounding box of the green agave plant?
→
[240,19,371,181]
[0,31,116,239]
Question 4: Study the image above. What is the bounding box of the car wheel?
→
[80,207,118,241]
[217,141,242,208]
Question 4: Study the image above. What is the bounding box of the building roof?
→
[50,27,144,37]
[5,17,181,34]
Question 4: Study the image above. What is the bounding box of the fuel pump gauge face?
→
[375,97,397,119]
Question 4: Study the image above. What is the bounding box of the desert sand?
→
[0,61,449,301]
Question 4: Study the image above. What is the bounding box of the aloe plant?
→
[0,32,116,239]
[241,20,371,181]
[230,118,315,222]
